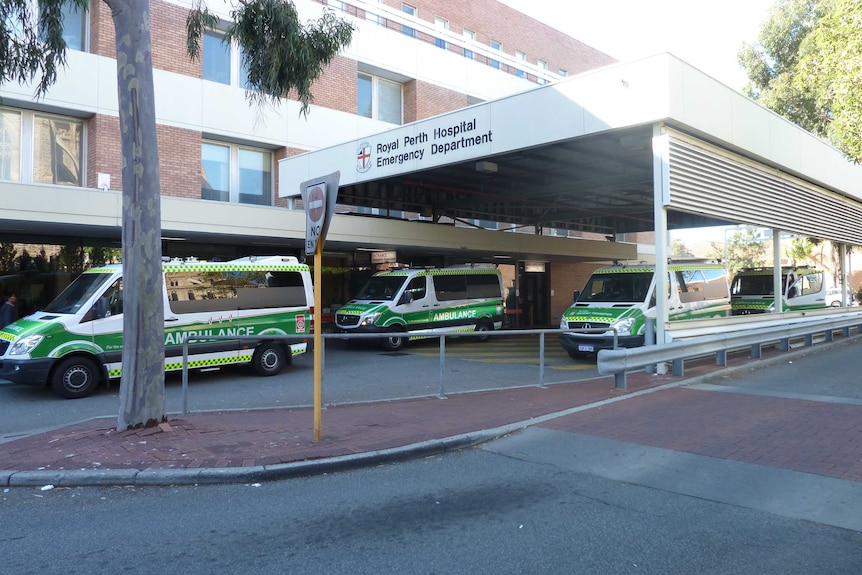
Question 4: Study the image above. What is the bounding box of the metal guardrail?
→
[179,328,612,414]
[597,313,862,390]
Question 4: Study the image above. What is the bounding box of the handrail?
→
[597,313,862,390]
[178,328,606,414]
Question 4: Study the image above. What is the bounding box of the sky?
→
[498,0,778,248]
[498,0,776,91]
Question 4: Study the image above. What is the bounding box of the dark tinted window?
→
[433,274,467,301]
[466,274,502,299]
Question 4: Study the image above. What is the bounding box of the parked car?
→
[825,288,854,307]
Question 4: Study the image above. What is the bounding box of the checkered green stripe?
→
[381,269,500,277]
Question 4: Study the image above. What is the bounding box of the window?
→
[515,51,527,78]
[0,108,83,187]
[462,29,476,59]
[0,109,21,181]
[60,2,86,51]
[358,72,403,124]
[203,31,231,84]
[434,17,448,49]
[405,276,427,301]
[559,69,568,78]
[489,40,501,69]
[203,31,255,90]
[33,114,83,186]
[238,148,271,205]
[702,269,729,300]
[537,59,548,85]
[167,270,306,314]
[433,274,467,301]
[201,143,229,201]
[401,3,416,37]
[466,274,502,299]
[676,270,706,303]
[201,142,272,205]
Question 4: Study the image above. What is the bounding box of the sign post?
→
[301,171,340,442]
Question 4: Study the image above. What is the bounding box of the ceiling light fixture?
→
[475,161,498,174]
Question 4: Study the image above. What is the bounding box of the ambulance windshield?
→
[579,272,653,303]
[43,272,114,314]
[355,275,408,301]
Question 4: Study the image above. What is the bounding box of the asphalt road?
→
[3,437,859,575]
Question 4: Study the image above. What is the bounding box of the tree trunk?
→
[105,0,166,430]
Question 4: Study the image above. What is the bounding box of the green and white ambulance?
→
[0,256,313,398]
[730,266,826,315]
[335,265,504,351]
[559,261,731,357]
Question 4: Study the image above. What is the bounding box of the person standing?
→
[0,292,17,328]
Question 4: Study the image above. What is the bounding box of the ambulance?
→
[335,265,504,351]
[559,261,731,357]
[0,256,313,398]
[730,266,827,315]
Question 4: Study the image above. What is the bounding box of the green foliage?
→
[719,226,769,275]
[187,0,354,116]
[784,237,813,265]
[797,0,862,162]
[739,0,862,162]
[738,0,828,135]
[0,0,88,98]
[0,243,16,271]
[87,246,121,267]
[670,239,693,258]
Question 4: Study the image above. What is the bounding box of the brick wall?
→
[310,55,357,114]
[86,115,121,189]
[408,80,470,122]
[550,261,606,323]
[83,0,614,206]
[90,0,198,77]
[88,114,200,198]
[158,125,202,198]
[377,0,616,77]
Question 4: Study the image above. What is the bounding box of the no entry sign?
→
[301,172,340,256]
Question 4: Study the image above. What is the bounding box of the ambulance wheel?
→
[252,343,286,376]
[382,328,406,352]
[51,356,100,399]
[475,321,492,342]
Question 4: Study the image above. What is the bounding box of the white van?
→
[730,267,826,315]
[0,256,313,398]
[335,265,504,351]
[559,261,731,357]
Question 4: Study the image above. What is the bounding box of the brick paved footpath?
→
[1,345,861,482]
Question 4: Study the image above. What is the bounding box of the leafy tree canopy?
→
[0,0,88,97]
[739,0,862,162]
[187,0,354,115]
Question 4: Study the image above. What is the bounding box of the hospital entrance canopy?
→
[280,53,862,247]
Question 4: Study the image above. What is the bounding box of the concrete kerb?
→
[1,379,691,488]
[3,337,856,489]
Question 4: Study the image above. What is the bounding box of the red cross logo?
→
[357,142,372,173]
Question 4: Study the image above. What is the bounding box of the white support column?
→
[773,229,782,313]
[840,243,848,305]
[652,125,670,353]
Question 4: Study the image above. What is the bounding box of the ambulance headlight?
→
[9,334,44,356]
[360,312,382,327]
[611,317,635,335]
[560,316,568,329]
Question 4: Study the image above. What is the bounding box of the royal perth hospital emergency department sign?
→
[280,101,540,196]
